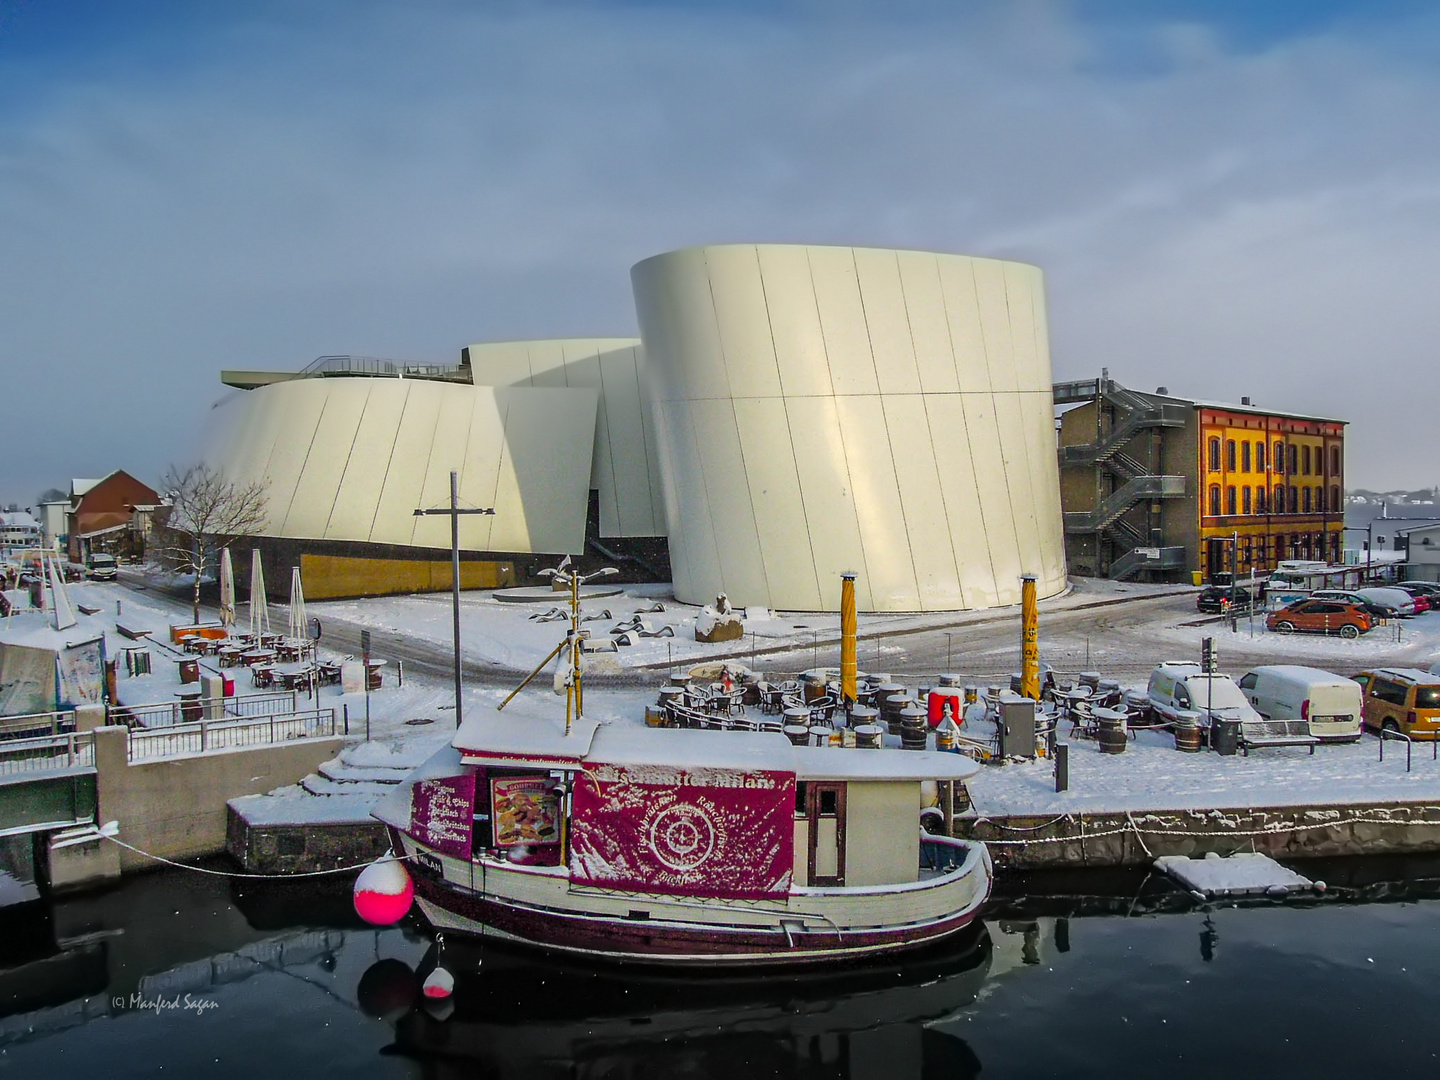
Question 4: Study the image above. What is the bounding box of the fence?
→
[0,732,94,777]
[111,691,300,729]
[0,710,76,742]
[126,708,340,763]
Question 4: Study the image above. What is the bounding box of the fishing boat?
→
[366,568,992,967]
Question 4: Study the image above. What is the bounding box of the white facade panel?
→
[202,378,596,556]
[634,242,1065,611]
[462,337,665,539]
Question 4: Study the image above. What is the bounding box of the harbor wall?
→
[956,801,1440,870]
[91,726,346,872]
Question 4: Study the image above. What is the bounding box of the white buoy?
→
[422,965,455,1000]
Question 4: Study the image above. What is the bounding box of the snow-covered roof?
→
[454,711,600,768]
[454,710,980,782]
[70,478,101,498]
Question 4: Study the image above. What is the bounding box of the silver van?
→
[1237,665,1363,742]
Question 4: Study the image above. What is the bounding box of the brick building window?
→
[1227,486,1237,515]
[1275,484,1286,512]
[1330,445,1341,476]
[1288,443,1298,476]
[1242,486,1252,513]
[1289,486,1298,513]
[1302,445,1311,475]
[1209,485,1222,517]
[1241,442,1251,472]
[1256,441,1266,471]
[1209,437,1221,472]
[1226,440,1237,471]
[1303,487,1312,513]
[1275,441,1286,474]
[1331,485,1340,512]
[1256,487,1267,513]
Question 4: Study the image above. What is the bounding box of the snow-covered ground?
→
[967,724,1440,816]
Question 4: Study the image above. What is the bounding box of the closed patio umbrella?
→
[249,550,271,639]
[219,547,236,630]
[288,565,306,642]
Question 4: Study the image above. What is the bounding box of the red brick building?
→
[67,471,162,562]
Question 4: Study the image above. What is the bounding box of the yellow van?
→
[1353,669,1440,739]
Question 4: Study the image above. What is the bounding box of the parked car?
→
[1353,668,1440,739]
[1266,599,1373,638]
[1309,589,1399,619]
[1196,586,1255,614]
[1358,587,1419,617]
[1392,584,1435,612]
[1237,665,1363,742]
[1146,662,1263,727]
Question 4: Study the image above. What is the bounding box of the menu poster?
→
[410,774,477,860]
[491,777,562,848]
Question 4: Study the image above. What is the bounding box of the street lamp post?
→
[414,470,495,728]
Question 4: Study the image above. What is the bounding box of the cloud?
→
[1,0,1438,501]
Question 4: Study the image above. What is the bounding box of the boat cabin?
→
[378,711,979,897]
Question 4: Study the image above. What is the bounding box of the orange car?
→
[1266,599,1372,639]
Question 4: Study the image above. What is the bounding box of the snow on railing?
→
[0,731,94,776]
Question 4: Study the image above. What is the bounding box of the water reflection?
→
[380,929,990,1080]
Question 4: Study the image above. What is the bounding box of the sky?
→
[2,0,1438,505]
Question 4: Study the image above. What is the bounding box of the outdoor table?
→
[260,633,284,648]
[317,661,343,687]
[273,664,317,691]
[250,664,275,689]
[216,645,246,668]
[182,636,210,655]
[240,648,277,667]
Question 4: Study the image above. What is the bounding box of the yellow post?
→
[840,572,858,706]
[1020,574,1039,700]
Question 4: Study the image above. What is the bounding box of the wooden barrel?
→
[899,704,929,751]
[854,724,883,749]
[883,692,912,727]
[658,685,685,709]
[848,704,879,731]
[1173,710,1203,753]
[644,705,668,728]
[1095,708,1128,755]
[783,724,811,746]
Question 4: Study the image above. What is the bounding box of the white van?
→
[1237,665,1363,742]
[1146,662,1263,727]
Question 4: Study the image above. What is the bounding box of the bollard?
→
[1055,743,1069,792]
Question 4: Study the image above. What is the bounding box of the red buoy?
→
[353,858,414,925]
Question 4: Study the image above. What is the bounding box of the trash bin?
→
[1211,717,1240,757]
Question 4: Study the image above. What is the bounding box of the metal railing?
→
[0,710,76,742]
[112,690,300,729]
[1376,726,1420,772]
[0,732,94,777]
[126,708,339,763]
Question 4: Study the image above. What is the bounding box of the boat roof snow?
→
[454,713,980,782]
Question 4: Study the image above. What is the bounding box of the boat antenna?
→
[534,558,617,734]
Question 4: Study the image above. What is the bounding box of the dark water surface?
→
[3,858,1440,1078]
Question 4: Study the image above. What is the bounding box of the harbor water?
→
[3,857,1440,1077]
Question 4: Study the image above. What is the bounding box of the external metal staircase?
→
[1056,377,1189,580]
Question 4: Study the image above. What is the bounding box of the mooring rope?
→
[100,833,412,879]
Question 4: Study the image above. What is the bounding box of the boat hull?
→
[396,829,992,968]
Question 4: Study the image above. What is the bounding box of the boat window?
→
[819,789,839,816]
[795,781,807,814]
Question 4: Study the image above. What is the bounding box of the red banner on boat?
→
[569,764,795,899]
[410,774,476,860]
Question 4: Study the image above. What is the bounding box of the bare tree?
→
[154,463,269,623]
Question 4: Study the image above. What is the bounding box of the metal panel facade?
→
[633,243,1067,612]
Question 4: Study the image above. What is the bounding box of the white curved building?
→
[205,339,664,557]
[631,244,1066,612]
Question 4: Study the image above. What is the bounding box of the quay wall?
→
[956,801,1440,870]
[92,726,346,872]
